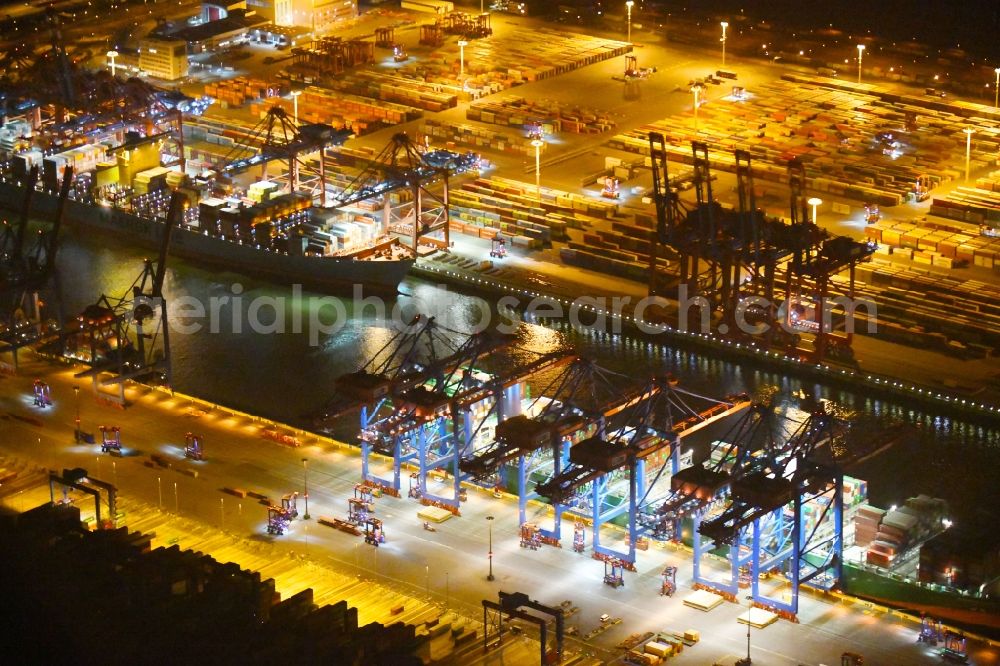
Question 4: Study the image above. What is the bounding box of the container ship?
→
[0,119,421,295]
[0,178,415,294]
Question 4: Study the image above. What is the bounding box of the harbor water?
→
[49,227,1000,530]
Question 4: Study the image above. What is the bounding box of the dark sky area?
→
[655,0,1000,55]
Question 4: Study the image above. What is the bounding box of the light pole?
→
[807,197,823,224]
[691,84,703,132]
[856,44,865,84]
[157,476,162,509]
[107,50,119,77]
[486,515,495,581]
[994,67,999,108]
[964,127,974,182]
[737,595,753,665]
[73,385,80,443]
[625,1,634,44]
[458,39,468,87]
[531,138,544,202]
[290,89,302,125]
[301,457,310,519]
[720,21,729,67]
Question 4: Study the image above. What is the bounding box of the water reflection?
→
[47,231,1000,527]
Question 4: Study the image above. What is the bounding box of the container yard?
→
[249,87,421,134]
[607,75,1000,207]
[282,22,629,109]
[0,1,999,664]
[935,170,1000,230]
[466,96,618,135]
[204,76,285,108]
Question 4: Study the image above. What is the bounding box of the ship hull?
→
[0,182,413,295]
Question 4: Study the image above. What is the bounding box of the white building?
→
[138,38,189,81]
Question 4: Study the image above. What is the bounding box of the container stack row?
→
[187,116,259,149]
[449,176,622,250]
[249,87,419,135]
[205,77,283,108]
[323,215,381,254]
[422,118,537,155]
[902,495,949,536]
[838,258,1000,354]
[931,172,1000,227]
[319,69,460,112]
[854,504,885,548]
[562,208,691,283]
[0,120,32,153]
[180,139,253,172]
[466,96,617,134]
[864,496,948,568]
[863,218,1000,269]
[843,477,868,507]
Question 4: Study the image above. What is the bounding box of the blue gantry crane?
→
[361,327,508,510]
[696,405,844,616]
[322,314,566,510]
[370,337,568,511]
[534,374,749,566]
[648,399,845,617]
[460,357,627,544]
[645,402,783,595]
[334,315,487,496]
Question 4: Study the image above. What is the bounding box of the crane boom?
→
[152,190,181,298]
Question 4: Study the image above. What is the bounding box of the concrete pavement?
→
[1,357,996,665]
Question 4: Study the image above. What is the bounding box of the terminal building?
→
[291,0,357,33]
[165,0,355,51]
[137,38,190,81]
[243,0,356,31]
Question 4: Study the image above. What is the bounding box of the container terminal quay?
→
[1,1,999,664]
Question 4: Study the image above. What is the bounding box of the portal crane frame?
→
[536,376,750,564]
[328,132,478,255]
[0,165,72,369]
[218,106,349,207]
[66,190,180,402]
[680,405,846,616]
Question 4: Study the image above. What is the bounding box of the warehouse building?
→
[167,9,269,53]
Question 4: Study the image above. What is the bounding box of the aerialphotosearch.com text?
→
[148,283,877,346]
